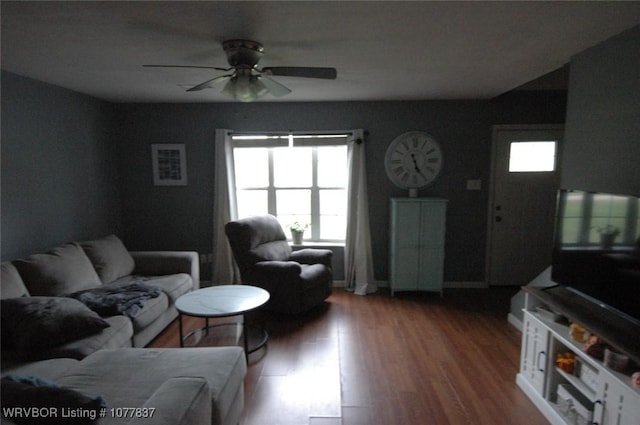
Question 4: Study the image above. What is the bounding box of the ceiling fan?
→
[144,39,337,102]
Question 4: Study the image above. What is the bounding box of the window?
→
[232,133,349,242]
[559,191,639,246]
[508,141,557,172]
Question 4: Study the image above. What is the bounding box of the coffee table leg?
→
[243,313,268,363]
[243,314,249,362]
[179,314,184,348]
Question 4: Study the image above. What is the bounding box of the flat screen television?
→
[551,189,640,325]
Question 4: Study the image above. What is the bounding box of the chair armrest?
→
[252,261,302,280]
[130,251,200,289]
[126,377,210,425]
[289,248,333,268]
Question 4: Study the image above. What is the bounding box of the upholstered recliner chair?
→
[225,215,333,314]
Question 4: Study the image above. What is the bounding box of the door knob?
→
[495,216,502,222]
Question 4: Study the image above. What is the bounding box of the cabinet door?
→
[418,248,444,292]
[521,312,549,395]
[419,201,446,247]
[390,201,421,292]
[595,378,640,425]
[417,201,446,292]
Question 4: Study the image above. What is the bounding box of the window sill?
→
[291,241,345,248]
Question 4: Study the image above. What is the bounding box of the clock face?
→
[384,131,444,189]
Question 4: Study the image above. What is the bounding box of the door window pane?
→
[509,141,556,172]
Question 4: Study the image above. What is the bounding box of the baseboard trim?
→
[369,281,487,290]
[444,281,487,289]
[205,280,488,289]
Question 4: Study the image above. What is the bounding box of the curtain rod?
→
[227,130,368,138]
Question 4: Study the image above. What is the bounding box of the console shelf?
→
[524,285,640,365]
[555,367,597,403]
[517,286,640,425]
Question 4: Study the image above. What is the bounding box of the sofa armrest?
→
[289,248,333,268]
[130,251,200,290]
[127,377,210,425]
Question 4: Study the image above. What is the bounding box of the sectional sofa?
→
[1,234,199,363]
[1,235,247,425]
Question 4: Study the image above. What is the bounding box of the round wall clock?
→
[384,131,444,196]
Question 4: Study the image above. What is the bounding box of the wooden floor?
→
[150,287,549,425]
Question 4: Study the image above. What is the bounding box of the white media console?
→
[517,286,640,425]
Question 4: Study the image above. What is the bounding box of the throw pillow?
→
[79,235,135,284]
[1,374,107,425]
[1,297,110,355]
[13,243,102,296]
[1,261,30,298]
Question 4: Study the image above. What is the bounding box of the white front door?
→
[487,125,563,286]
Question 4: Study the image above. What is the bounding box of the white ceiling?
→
[2,1,640,103]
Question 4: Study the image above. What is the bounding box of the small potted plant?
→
[594,225,620,249]
[289,222,309,245]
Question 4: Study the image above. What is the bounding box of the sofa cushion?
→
[1,358,80,381]
[1,297,110,355]
[37,315,133,361]
[129,292,169,331]
[79,234,135,284]
[130,377,210,425]
[13,243,102,296]
[91,279,169,331]
[57,348,246,425]
[0,262,30,299]
[138,273,193,304]
[1,374,106,425]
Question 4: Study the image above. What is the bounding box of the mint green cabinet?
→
[389,198,447,296]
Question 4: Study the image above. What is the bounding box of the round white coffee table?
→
[175,285,270,359]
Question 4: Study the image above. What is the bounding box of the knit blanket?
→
[67,282,161,318]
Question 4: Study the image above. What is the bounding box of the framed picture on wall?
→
[151,144,187,186]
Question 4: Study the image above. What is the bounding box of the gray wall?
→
[510,25,640,324]
[562,25,640,196]
[1,72,565,284]
[113,101,492,283]
[114,98,565,283]
[1,71,121,260]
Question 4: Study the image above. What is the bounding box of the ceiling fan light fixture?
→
[145,39,335,101]
[222,74,268,102]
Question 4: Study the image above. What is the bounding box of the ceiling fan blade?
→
[186,74,232,92]
[261,67,337,80]
[259,76,292,98]
[143,65,231,71]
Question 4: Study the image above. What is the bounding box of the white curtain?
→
[212,129,239,284]
[345,129,376,295]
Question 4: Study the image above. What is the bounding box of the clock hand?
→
[410,153,419,171]
[411,153,427,178]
